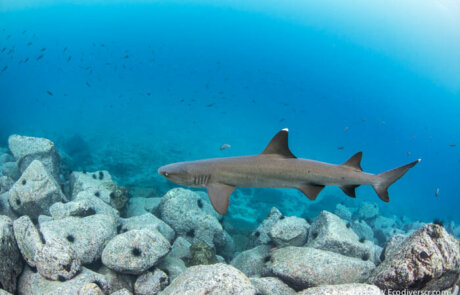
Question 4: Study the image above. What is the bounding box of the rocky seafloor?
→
[0,134,459,295]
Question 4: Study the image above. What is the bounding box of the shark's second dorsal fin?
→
[261,128,296,158]
[342,152,363,171]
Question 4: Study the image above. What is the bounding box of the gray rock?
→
[78,283,104,295]
[159,263,258,295]
[268,246,375,290]
[334,203,353,221]
[0,192,17,219]
[351,220,375,242]
[70,171,128,210]
[0,289,13,295]
[134,269,169,295]
[50,191,119,220]
[38,215,53,224]
[8,134,61,180]
[375,227,405,246]
[368,224,460,291]
[218,230,236,261]
[125,197,161,217]
[9,160,66,218]
[13,215,44,266]
[34,238,81,281]
[250,277,296,295]
[1,162,20,180]
[40,214,117,264]
[247,207,283,248]
[156,256,186,282]
[230,245,271,277]
[102,229,170,274]
[355,202,379,220]
[159,188,224,249]
[110,289,133,295]
[269,216,309,247]
[169,236,191,260]
[0,176,14,193]
[307,211,378,263]
[97,265,134,294]
[0,216,23,294]
[297,283,383,295]
[403,221,426,233]
[18,266,109,295]
[120,213,175,243]
[381,234,408,262]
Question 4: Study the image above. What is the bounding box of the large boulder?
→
[159,263,258,295]
[380,234,408,262]
[125,197,161,217]
[18,266,109,295]
[13,215,44,267]
[0,216,23,294]
[268,246,375,290]
[134,269,169,295]
[269,216,309,247]
[355,202,379,220]
[230,245,271,277]
[368,224,460,291]
[119,213,175,243]
[159,188,224,249]
[297,283,383,295]
[102,229,170,274]
[39,214,117,264]
[8,160,66,218]
[247,207,283,248]
[249,277,296,295]
[8,135,61,180]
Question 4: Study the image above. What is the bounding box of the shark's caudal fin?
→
[372,159,421,202]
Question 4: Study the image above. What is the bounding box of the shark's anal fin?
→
[298,184,325,200]
[261,128,296,158]
[342,152,363,171]
[340,185,360,198]
[207,183,236,215]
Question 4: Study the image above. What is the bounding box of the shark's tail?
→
[372,159,421,202]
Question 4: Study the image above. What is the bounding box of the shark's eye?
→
[164,172,169,177]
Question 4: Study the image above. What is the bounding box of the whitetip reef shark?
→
[158,129,420,215]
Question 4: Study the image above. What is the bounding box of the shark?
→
[158,129,420,215]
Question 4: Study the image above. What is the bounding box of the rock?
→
[134,269,168,295]
[156,256,186,282]
[374,227,405,246]
[70,171,128,210]
[369,215,396,231]
[169,236,191,260]
[230,245,271,277]
[50,191,119,220]
[403,221,426,233]
[159,188,224,249]
[102,229,170,274]
[380,234,408,262]
[120,213,174,242]
[8,160,66,218]
[40,214,117,264]
[187,240,218,266]
[268,246,375,290]
[0,192,17,219]
[34,238,81,281]
[125,197,161,217]
[159,263,258,295]
[13,215,44,267]
[0,176,14,193]
[355,202,379,220]
[334,203,353,221]
[97,265,134,294]
[1,162,20,180]
[110,289,133,295]
[247,207,283,248]
[250,277,296,295]
[218,230,235,261]
[8,134,61,180]
[368,224,460,291]
[0,289,13,295]
[0,216,23,294]
[269,216,309,247]
[351,220,375,242]
[307,211,378,263]
[297,283,383,295]
[38,215,53,224]
[18,266,109,295]
[78,283,104,295]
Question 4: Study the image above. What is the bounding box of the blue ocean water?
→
[0,0,459,226]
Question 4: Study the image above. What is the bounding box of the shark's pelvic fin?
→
[340,185,359,198]
[261,128,296,158]
[298,183,325,200]
[207,183,236,215]
[342,152,363,171]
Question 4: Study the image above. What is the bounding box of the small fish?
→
[220,144,231,151]
[338,146,344,150]
[449,143,456,147]
[1,65,7,73]
[344,126,349,132]
[40,48,46,52]
[279,118,285,122]
[1,47,6,53]
[124,55,129,59]
[206,103,215,107]
[27,42,32,46]
[435,187,439,198]
[407,152,411,157]
[63,46,68,52]
[86,82,91,87]
[67,56,72,62]
[36,54,44,60]
[147,92,151,96]
[46,90,53,96]
[24,57,29,63]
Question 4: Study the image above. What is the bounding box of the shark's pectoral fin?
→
[340,185,360,198]
[342,152,363,171]
[207,183,236,215]
[298,184,325,200]
[261,128,296,158]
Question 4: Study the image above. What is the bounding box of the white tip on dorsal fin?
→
[261,129,296,158]
[282,128,289,132]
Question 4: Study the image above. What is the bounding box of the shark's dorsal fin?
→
[261,128,296,158]
[342,152,363,171]
[298,183,325,200]
[207,183,236,215]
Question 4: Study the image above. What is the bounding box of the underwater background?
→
[1,0,459,228]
